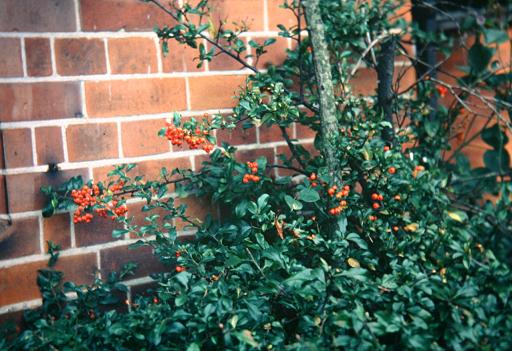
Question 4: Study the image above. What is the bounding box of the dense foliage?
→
[2,0,512,350]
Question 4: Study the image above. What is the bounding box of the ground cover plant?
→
[2,0,512,350]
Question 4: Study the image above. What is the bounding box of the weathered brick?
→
[80,0,174,32]
[55,38,106,76]
[74,215,124,247]
[5,169,88,213]
[35,126,65,165]
[2,129,33,168]
[0,82,82,122]
[162,40,205,73]
[0,253,97,306]
[100,245,168,279]
[66,123,119,162]
[25,38,52,77]
[121,119,169,157]
[209,0,264,31]
[251,36,289,69]
[188,75,246,110]
[108,37,158,74]
[93,156,192,183]
[0,38,22,77]
[85,78,187,117]
[0,217,40,260]
[43,213,71,250]
[0,0,77,32]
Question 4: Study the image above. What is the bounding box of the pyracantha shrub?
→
[2,0,512,350]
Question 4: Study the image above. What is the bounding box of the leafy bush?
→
[2,0,512,350]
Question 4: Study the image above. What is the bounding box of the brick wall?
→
[4,0,501,323]
[0,0,331,322]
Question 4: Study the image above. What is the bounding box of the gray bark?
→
[303,0,340,176]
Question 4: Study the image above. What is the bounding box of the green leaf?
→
[482,123,508,149]
[298,188,320,203]
[346,233,368,250]
[483,149,510,172]
[112,229,129,238]
[468,41,494,74]
[484,29,508,44]
[284,195,303,211]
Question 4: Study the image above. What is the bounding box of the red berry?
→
[388,167,396,174]
[371,193,379,201]
[372,203,380,210]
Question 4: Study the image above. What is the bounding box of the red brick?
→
[121,119,169,157]
[174,196,215,231]
[207,39,248,71]
[162,40,205,73]
[0,82,82,122]
[268,0,300,31]
[209,0,264,31]
[55,38,106,76]
[0,0,77,32]
[92,156,192,183]
[5,169,88,213]
[100,245,167,279]
[35,127,65,165]
[43,213,71,250]
[25,38,52,77]
[108,37,158,74]
[0,38,22,77]
[80,0,176,31]
[295,122,316,140]
[275,143,316,177]
[85,78,187,117]
[0,176,6,214]
[259,124,292,144]
[66,123,118,162]
[188,75,246,110]
[74,215,124,247]
[0,253,97,306]
[216,126,257,145]
[251,36,289,69]
[2,129,33,168]
[0,217,40,260]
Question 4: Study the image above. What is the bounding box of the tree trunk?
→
[303,0,340,177]
[377,37,396,142]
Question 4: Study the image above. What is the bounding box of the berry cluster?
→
[165,123,214,153]
[71,182,128,224]
[436,84,448,98]
[242,161,260,183]
[71,185,100,223]
[412,165,425,178]
[328,185,350,215]
[371,192,384,210]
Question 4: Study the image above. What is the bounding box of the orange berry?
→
[378,194,383,201]
[384,146,390,152]
[394,195,401,201]
[328,188,335,196]
[311,182,318,187]
[309,173,317,181]
[393,226,399,232]
[372,203,380,210]
[371,193,379,201]
[388,167,396,174]
[340,200,347,207]
[343,185,350,191]
[175,265,185,273]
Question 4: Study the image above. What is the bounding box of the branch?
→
[376,36,396,142]
[303,0,340,177]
